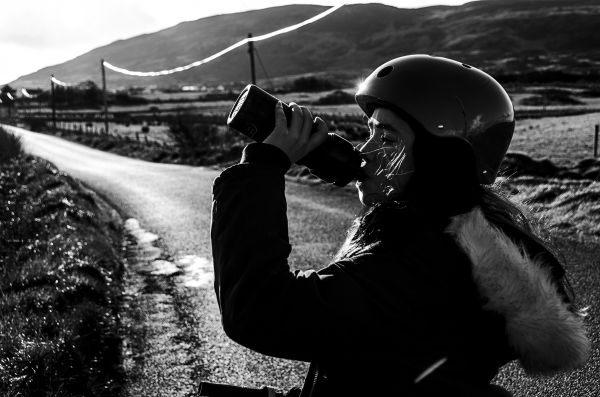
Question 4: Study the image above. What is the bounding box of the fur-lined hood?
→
[446,207,590,375]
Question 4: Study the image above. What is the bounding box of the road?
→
[6,126,599,396]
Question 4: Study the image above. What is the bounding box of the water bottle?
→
[227,84,363,186]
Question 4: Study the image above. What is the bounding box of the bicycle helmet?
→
[355,54,514,184]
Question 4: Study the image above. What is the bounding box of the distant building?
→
[182,85,201,92]
[143,85,158,94]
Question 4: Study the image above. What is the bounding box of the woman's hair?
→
[338,129,575,307]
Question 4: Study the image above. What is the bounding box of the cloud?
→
[1,1,160,49]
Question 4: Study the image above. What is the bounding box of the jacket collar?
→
[446,207,590,375]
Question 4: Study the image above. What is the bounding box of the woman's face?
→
[356,107,416,206]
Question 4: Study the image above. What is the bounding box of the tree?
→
[79,81,102,107]
[0,86,17,117]
[0,85,17,103]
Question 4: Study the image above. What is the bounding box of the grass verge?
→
[0,128,124,396]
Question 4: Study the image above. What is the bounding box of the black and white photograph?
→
[0,0,598,396]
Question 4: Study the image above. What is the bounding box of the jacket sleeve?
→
[211,143,373,362]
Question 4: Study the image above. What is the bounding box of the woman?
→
[211,55,589,396]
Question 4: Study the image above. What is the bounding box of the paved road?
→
[6,126,599,396]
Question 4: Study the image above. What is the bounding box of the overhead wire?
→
[21,88,33,98]
[51,76,72,87]
[103,3,345,77]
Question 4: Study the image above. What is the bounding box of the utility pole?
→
[247,33,256,85]
[51,74,56,132]
[101,59,109,134]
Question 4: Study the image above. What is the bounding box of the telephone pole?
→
[101,59,109,134]
[50,75,56,132]
[247,33,256,85]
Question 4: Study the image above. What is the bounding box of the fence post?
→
[595,124,599,158]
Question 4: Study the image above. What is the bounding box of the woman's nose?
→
[358,137,377,162]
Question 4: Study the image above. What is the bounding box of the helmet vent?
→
[461,63,472,69]
[377,66,394,78]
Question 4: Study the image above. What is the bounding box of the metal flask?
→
[227,84,363,186]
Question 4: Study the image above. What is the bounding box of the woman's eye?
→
[381,135,395,143]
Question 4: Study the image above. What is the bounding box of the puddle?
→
[176,255,214,288]
[125,219,159,244]
[149,259,181,276]
[125,218,162,261]
[125,218,213,288]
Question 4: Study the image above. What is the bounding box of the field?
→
[511,112,600,166]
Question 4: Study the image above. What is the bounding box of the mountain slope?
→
[10,0,600,89]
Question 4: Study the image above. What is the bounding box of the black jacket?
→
[211,144,589,397]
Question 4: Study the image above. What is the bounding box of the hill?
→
[9,0,600,89]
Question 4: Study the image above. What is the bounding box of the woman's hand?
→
[263,101,329,164]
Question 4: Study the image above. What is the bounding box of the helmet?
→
[355,54,514,184]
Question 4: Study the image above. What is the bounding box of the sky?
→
[1,0,475,85]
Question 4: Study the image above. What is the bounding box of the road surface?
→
[6,126,599,396]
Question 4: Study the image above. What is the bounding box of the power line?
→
[103,3,344,77]
[21,88,34,98]
[51,76,72,87]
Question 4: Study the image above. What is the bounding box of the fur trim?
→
[447,207,590,375]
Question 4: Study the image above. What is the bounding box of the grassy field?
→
[498,176,600,240]
[0,127,124,396]
[511,112,600,166]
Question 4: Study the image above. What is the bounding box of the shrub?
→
[113,91,148,106]
[22,117,48,132]
[0,126,23,163]
[168,114,245,163]
[313,90,355,105]
[289,76,336,92]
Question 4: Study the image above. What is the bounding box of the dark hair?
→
[337,130,575,307]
